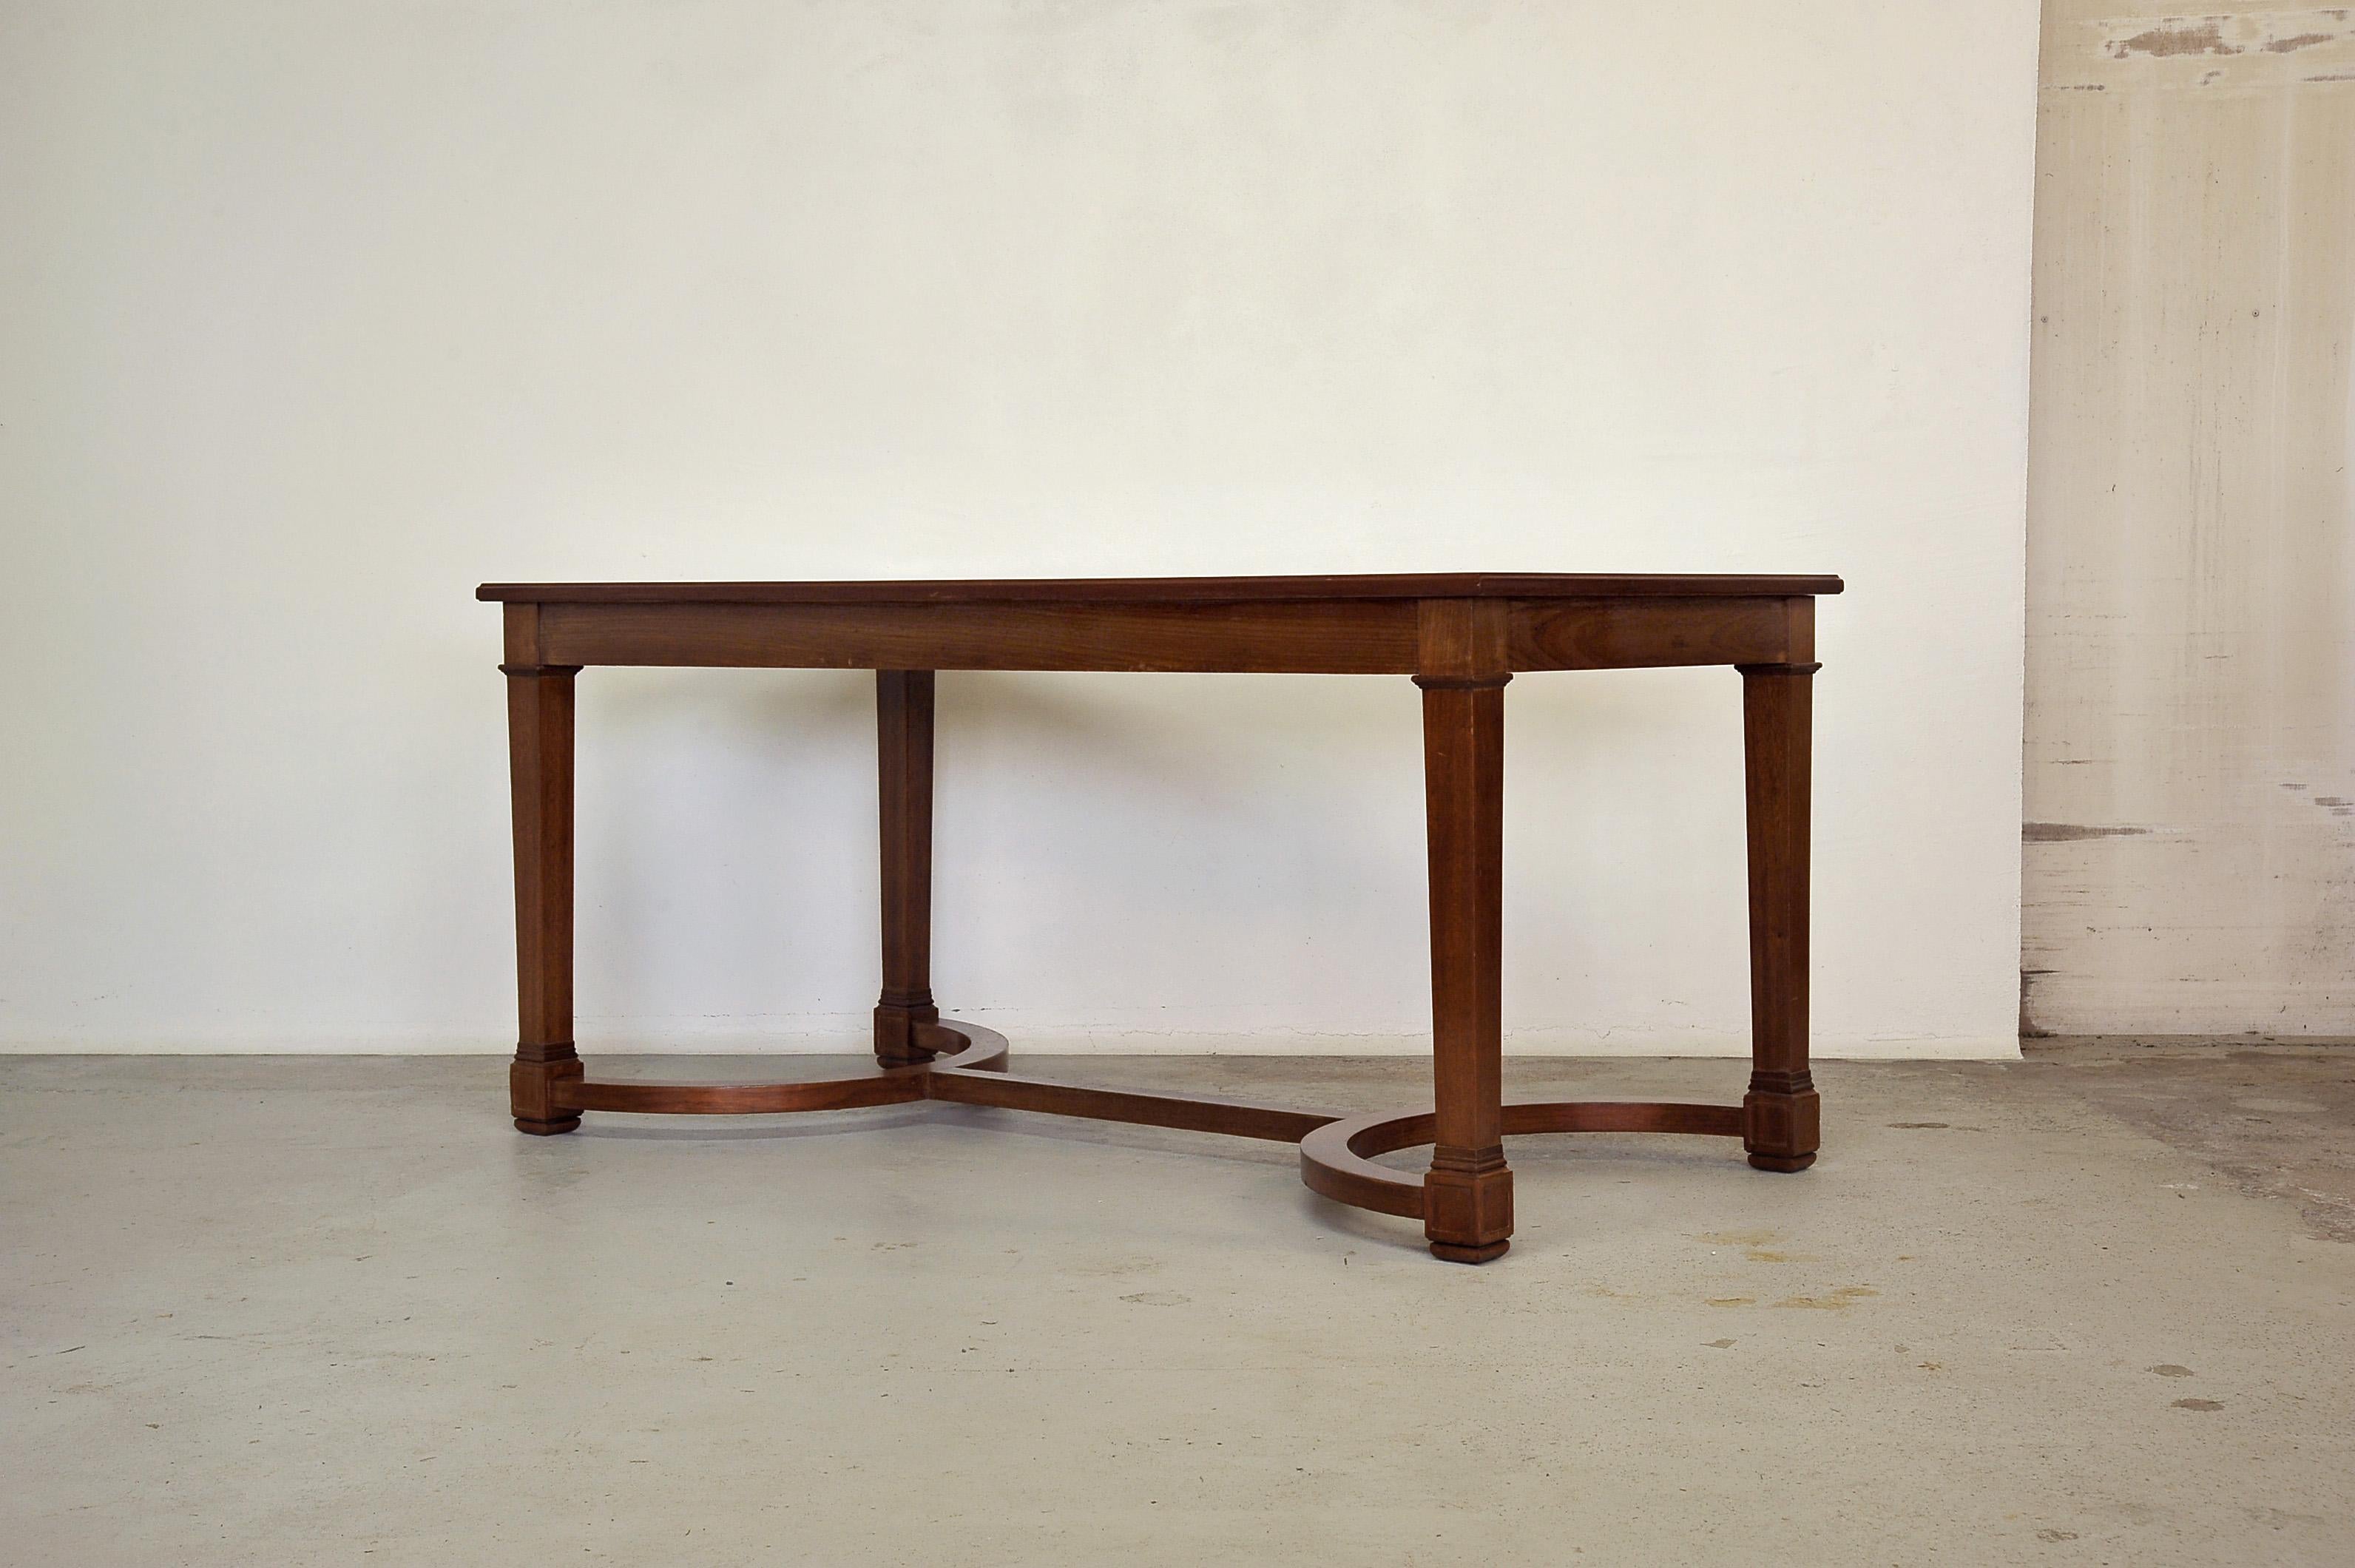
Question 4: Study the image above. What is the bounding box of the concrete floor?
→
[3,1042,2351,1566]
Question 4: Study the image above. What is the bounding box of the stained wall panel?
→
[2026,6,2355,1033]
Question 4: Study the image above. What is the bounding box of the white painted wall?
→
[0,1,2038,1057]
[2025,5,2355,1035]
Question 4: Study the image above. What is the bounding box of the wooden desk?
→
[480,573,1841,1263]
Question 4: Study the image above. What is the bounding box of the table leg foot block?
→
[1742,1076,1820,1173]
[511,1058,583,1135]
[1425,1155,1513,1263]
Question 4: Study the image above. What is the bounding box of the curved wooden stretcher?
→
[484,573,1838,1262]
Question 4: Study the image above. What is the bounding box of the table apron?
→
[532,596,1809,673]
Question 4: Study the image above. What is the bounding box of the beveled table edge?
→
[478,572,1845,606]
